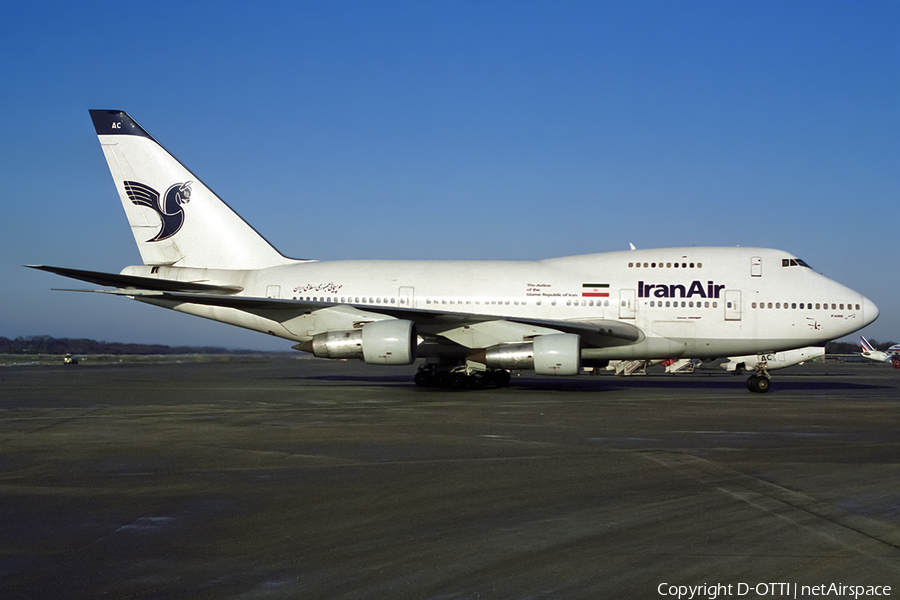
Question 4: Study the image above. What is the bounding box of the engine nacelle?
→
[484,333,581,376]
[307,319,417,365]
[361,319,418,365]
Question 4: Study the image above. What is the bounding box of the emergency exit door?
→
[724,290,741,321]
[619,289,636,319]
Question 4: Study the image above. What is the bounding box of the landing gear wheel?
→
[469,371,488,389]
[746,375,759,392]
[747,375,770,393]
[449,372,468,389]
[433,370,451,388]
[414,370,434,387]
[491,369,511,387]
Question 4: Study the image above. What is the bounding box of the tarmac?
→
[1,357,898,599]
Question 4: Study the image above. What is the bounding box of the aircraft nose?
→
[862,296,879,325]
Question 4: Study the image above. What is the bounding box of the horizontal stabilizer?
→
[26,265,243,294]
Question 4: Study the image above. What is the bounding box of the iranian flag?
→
[582,283,609,297]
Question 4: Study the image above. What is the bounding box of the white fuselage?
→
[123,246,878,361]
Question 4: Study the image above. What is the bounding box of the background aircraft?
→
[608,346,824,389]
[860,336,900,368]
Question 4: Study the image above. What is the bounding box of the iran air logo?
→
[123,180,192,242]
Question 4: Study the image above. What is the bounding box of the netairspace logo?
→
[657,582,892,599]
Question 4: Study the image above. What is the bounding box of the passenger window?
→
[776,303,780,309]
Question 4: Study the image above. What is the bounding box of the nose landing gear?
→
[746,364,771,393]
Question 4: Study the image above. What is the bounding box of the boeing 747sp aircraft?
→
[30,110,880,392]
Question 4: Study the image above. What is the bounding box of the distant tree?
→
[0,335,255,355]
[825,341,858,355]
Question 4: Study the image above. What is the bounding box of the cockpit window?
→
[782,258,812,269]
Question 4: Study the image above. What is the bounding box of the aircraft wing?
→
[47,280,643,350]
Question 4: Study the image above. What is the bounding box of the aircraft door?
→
[724,290,741,321]
[398,286,415,309]
[619,289,636,319]
[751,256,762,277]
[266,285,281,299]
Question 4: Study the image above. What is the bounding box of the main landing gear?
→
[414,363,512,389]
[746,365,771,393]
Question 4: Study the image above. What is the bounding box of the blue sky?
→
[2,1,897,351]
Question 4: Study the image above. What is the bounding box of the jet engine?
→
[305,319,417,365]
[484,333,581,375]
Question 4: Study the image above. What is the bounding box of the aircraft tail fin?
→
[89,110,295,270]
[860,336,876,353]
